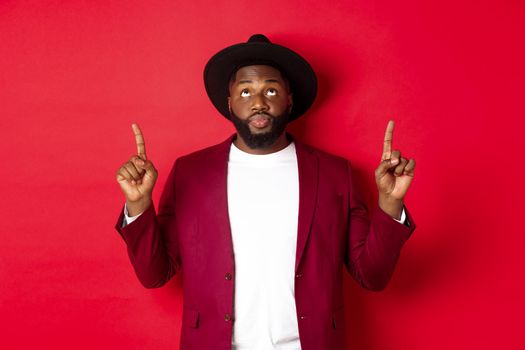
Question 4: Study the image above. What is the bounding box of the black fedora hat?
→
[203,34,317,122]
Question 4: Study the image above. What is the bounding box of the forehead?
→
[232,65,285,83]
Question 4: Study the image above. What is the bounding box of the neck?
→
[233,132,290,155]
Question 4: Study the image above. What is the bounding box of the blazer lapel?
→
[294,140,319,273]
[206,133,319,273]
[202,134,236,262]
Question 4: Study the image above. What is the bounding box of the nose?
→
[251,93,269,113]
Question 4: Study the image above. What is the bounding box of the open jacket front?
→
[115,134,415,350]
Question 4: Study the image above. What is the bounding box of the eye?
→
[266,88,277,96]
[240,89,250,97]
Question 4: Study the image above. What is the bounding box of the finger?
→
[116,168,128,182]
[393,157,408,176]
[139,159,158,177]
[131,157,147,171]
[116,166,134,183]
[382,120,394,161]
[131,157,157,179]
[130,158,147,184]
[130,156,146,174]
[123,162,142,181]
[122,165,140,182]
[375,158,400,178]
[131,123,147,160]
[403,159,416,176]
[375,159,393,179]
[124,168,140,185]
[390,150,401,165]
[375,149,402,179]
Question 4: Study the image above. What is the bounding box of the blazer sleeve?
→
[114,160,181,288]
[344,160,416,291]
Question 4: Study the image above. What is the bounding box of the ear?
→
[228,97,232,113]
[287,93,293,113]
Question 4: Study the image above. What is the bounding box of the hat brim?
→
[204,41,317,122]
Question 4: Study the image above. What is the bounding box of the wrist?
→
[378,194,404,220]
[126,197,152,217]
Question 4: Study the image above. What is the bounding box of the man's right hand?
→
[116,123,158,216]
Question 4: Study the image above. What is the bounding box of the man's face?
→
[228,65,293,149]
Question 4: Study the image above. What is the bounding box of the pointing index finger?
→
[382,120,394,160]
[131,123,147,160]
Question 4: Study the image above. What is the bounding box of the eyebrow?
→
[238,79,281,85]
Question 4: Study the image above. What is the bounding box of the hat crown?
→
[247,34,271,44]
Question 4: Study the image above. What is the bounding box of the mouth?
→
[248,114,272,129]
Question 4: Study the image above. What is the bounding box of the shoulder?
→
[295,140,351,168]
[175,135,233,167]
[293,139,355,190]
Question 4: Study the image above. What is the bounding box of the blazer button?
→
[224,313,232,322]
[295,272,303,278]
[225,272,232,280]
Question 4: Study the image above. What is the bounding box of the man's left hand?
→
[374,120,416,220]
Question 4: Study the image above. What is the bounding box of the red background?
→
[1,0,523,349]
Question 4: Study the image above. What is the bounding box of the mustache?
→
[248,112,274,121]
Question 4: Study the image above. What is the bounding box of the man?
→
[115,34,416,350]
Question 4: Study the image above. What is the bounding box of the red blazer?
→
[115,134,415,350]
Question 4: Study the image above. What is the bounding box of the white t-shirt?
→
[227,141,301,350]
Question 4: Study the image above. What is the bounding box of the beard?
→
[230,110,290,149]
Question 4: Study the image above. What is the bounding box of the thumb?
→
[133,158,157,175]
[375,158,399,178]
